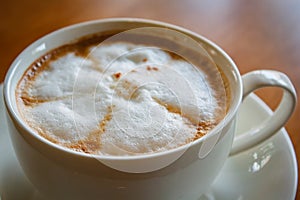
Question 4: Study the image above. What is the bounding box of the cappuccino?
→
[16,32,228,156]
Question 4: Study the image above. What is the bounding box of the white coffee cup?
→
[3,18,297,200]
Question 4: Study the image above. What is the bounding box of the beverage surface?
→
[16,34,227,156]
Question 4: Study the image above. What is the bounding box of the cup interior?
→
[3,18,242,166]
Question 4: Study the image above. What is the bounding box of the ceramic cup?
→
[3,18,297,200]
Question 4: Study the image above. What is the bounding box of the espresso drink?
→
[16,32,228,156]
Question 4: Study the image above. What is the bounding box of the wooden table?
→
[1,0,299,198]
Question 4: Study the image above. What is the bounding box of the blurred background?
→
[0,0,299,199]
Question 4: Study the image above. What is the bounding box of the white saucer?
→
[0,84,297,200]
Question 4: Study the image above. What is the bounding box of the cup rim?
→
[3,17,242,161]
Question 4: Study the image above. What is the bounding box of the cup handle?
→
[230,70,297,156]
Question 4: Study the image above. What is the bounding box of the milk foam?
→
[17,42,226,155]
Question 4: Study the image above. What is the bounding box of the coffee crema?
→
[16,33,228,156]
